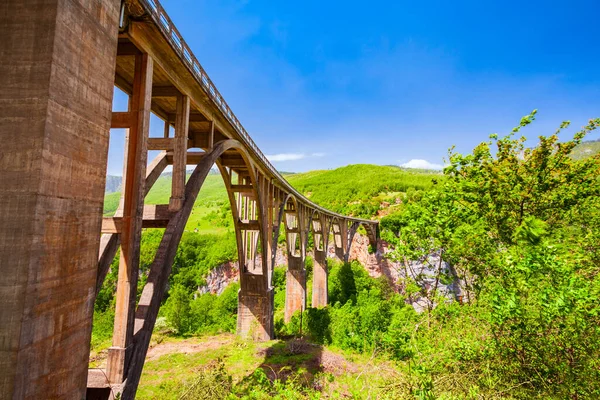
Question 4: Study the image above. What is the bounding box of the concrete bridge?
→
[0,0,378,398]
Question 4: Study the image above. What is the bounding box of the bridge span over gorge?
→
[0,0,379,398]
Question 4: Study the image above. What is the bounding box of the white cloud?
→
[400,159,444,170]
[266,153,306,162]
[266,152,327,162]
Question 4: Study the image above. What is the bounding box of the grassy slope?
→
[104,174,232,234]
[286,164,440,217]
[135,334,394,400]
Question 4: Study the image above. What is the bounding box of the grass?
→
[103,174,233,233]
[133,333,396,400]
[286,164,441,217]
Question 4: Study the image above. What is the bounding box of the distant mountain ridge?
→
[105,175,121,193]
[572,138,600,160]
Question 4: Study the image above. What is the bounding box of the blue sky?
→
[108,0,600,174]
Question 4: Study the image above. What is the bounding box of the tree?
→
[164,283,192,334]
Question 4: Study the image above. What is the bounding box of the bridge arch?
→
[344,221,379,262]
[214,142,274,342]
[121,139,263,396]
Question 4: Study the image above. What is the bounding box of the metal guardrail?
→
[140,0,376,225]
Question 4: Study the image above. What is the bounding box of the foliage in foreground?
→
[380,112,600,398]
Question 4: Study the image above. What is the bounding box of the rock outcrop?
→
[199,233,464,312]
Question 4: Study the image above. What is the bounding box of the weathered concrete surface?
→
[0,0,119,398]
[108,52,153,385]
[237,274,274,341]
[311,250,328,308]
[284,258,306,323]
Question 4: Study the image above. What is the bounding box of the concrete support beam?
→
[169,95,190,211]
[312,250,328,308]
[107,53,153,384]
[284,256,306,323]
[0,0,120,398]
[334,243,345,261]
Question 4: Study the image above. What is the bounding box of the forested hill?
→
[285,164,439,217]
[103,164,439,220]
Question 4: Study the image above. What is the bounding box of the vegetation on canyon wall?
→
[96,112,600,398]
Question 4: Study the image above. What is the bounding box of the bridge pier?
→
[0,0,120,398]
[312,249,329,308]
[311,215,329,308]
[285,257,307,323]
[237,276,274,341]
[278,199,306,323]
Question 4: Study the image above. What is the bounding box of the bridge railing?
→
[140,0,375,225]
[142,0,273,168]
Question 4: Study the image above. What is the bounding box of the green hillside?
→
[103,164,438,221]
[286,164,440,217]
[104,174,232,234]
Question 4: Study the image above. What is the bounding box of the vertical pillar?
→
[107,53,153,383]
[0,0,120,398]
[285,256,306,322]
[163,119,170,138]
[334,222,346,261]
[208,120,215,150]
[237,277,274,341]
[235,175,274,341]
[312,249,328,308]
[312,217,329,308]
[169,95,189,211]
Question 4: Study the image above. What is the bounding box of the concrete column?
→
[0,0,120,398]
[107,53,153,383]
[237,275,274,341]
[169,95,189,211]
[311,250,328,308]
[333,222,345,261]
[284,256,306,323]
[334,244,345,261]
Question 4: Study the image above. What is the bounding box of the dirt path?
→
[90,333,237,368]
[145,333,236,361]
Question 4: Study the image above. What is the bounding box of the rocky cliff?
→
[198,233,463,312]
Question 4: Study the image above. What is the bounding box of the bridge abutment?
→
[0,0,120,398]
